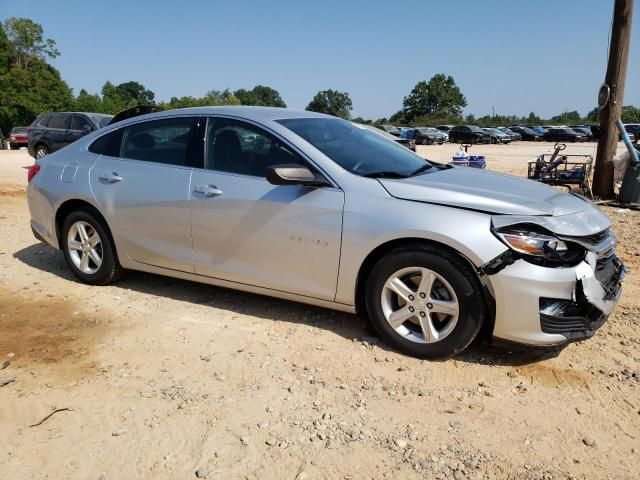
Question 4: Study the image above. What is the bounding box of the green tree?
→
[586,107,599,123]
[0,61,73,133]
[74,88,104,113]
[114,81,155,107]
[2,17,59,70]
[402,74,466,121]
[526,112,542,125]
[0,23,9,74]
[305,89,352,119]
[101,81,126,114]
[234,85,286,107]
[551,110,582,124]
[0,19,72,134]
[621,105,640,123]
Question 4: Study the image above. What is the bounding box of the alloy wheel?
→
[67,220,103,274]
[380,266,459,344]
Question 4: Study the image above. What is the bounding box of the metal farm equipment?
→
[527,143,594,197]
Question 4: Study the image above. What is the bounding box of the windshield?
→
[277,118,434,177]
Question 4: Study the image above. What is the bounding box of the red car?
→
[9,127,29,150]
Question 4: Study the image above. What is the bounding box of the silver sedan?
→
[26,107,625,358]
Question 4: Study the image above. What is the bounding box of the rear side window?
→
[48,114,71,129]
[121,117,196,166]
[89,129,124,157]
[72,115,93,131]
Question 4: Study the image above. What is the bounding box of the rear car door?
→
[47,114,73,151]
[189,117,344,301]
[89,116,198,272]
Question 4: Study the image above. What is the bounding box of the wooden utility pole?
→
[593,0,634,199]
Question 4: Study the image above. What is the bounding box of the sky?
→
[1,0,638,119]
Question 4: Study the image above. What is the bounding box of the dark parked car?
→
[542,127,587,143]
[378,124,401,136]
[28,112,113,159]
[588,125,635,142]
[481,128,511,144]
[413,127,447,145]
[496,127,521,141]
[360,124,416,151]
[435,125,454,133]
[9,126,29,149]
[624,124,640,140]
[508,126,541,141]
[448,125,490,144]
[569,127,594,140]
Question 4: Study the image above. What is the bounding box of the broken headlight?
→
[493,225,585,267]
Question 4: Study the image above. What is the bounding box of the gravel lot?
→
[0,144,638,480]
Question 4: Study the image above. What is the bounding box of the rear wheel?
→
[365,245,486,359]
[35,144,49,159]
[61,209,123,285]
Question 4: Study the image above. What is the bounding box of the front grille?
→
[539,297,604,335]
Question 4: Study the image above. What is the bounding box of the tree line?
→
[1,17,639,135]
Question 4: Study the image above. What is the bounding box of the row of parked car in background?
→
[378,123,639,145]
[2,109,640,157]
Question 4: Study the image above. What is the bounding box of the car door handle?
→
[99,172,123,183]
[194,185,223,196]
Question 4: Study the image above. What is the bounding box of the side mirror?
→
[266,164,328,187]
[82,125,93,134]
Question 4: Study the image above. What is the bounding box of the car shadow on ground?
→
[14,242,562,367]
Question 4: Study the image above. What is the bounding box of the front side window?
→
[72,115,93,131]
[278,117,434,177]
[205,118,301,177]
[121,117,196,166]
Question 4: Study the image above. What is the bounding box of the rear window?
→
[89,129,124,157]
[37,115,51,127]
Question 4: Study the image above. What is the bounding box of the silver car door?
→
[190,117,344,301]
[89,116,198,272]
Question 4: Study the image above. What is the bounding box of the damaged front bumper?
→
[484,242,625,347]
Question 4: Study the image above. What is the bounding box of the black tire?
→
[491,137,497,144]
[61,209,124,285]
[9,143,19,150]
[365,244,486,359]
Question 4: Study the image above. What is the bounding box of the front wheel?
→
[365,245,486,359]
[62,209,124,285]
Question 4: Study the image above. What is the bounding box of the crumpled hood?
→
[379,167,589,216]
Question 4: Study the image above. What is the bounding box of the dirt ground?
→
[0,144,638,480]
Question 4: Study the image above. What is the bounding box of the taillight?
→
[27,164,41,183]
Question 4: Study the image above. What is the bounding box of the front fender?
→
[334,192,507,305]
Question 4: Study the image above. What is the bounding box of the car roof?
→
[105,106,336,129]
[39,111,112,116]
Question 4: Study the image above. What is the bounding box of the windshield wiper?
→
[409,163,434,176]
[361,171,408,179]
